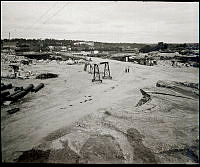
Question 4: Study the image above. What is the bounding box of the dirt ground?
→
[1,58,199,164]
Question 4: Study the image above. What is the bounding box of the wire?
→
[5,2,69,38]
[43,2,69,24]
[26,2,58,31]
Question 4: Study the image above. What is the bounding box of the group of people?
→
[125,66,130,73]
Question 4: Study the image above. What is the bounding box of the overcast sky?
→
[1,1,199,43]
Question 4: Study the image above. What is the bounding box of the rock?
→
[104,111,111,115]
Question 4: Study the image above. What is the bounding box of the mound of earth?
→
[36,73,58,79]
[156,80,199,97]
[15,149,51,163]
[136,80,199,163]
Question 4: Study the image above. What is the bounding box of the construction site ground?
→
[1,57,199,164]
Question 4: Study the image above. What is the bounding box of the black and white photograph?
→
[1,1,199,164]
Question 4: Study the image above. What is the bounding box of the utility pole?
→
[9,32,11,55]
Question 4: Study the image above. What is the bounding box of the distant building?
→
[111,53,133,61]
[93,50,99,54]
[121,46,138,53]
[81,51,91,55]
[60,46,67,50]
[74,41,94,47]
[48,46,54,52]
[48,46,67,52]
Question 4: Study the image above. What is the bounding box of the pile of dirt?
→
[36,73,58,79]
[15,149,51,163]
[156,80,199,90]
[156,80,199,98]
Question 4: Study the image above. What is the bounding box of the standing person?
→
[84,63,87,71]
[171,60,175,66]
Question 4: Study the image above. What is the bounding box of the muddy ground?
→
[1,58,199,164]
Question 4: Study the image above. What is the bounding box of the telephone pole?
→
[8,32,11,55]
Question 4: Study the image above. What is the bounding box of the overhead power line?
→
[6,2,69,38]
[43,2,69,24]
[26,2,58,30]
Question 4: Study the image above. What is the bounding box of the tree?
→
[139,45,152,53]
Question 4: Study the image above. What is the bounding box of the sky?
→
[1,1,199,43]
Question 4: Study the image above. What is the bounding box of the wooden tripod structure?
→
[88,64,93,74]
[84,62,93,74]
[92,64,102,82]
[84,63,88,71]
[100,62,112,79]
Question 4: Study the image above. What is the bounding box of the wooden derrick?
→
[84,63,88,71]
[92,64,102,83]
[84,62,93,74]
[88,64,93,74]
[100,62,112,79]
